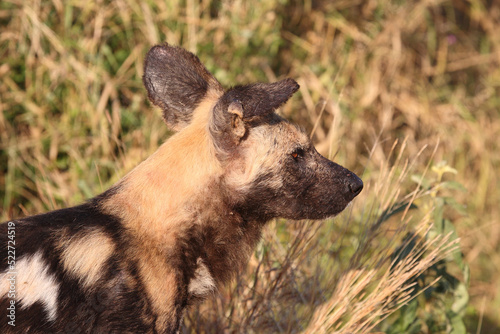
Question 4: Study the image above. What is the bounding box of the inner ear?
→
[228,101,245,139]
[209,99,247,157]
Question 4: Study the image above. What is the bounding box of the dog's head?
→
[143,44,362,221]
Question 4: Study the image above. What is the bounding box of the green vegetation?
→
[1,0,498,332]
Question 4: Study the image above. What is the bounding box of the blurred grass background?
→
[0,0,499,332]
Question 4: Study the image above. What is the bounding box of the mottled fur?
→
[0,44,362,333]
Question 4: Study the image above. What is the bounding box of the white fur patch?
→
[0,251,59,321]
[188,258,215,297]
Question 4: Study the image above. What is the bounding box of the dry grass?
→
[305,233,456,334]
[1,0,499,332]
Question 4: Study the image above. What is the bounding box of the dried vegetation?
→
[1,0,499,332]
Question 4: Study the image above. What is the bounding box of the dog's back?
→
[0,197,164,332]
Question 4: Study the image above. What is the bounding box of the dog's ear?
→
[210,78,299,153]
[143,44,223,131]
[223,79,300,119]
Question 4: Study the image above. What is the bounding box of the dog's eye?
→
[291,148,304,160]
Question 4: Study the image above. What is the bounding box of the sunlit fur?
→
[101,89,223,239]
[57,228,115,289]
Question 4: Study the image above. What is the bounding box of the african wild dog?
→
[0,44,363,333]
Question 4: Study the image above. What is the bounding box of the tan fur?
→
[129,243,179,331]
[57,228,115,289]
[100,89,223,321]
[101,89,223,239]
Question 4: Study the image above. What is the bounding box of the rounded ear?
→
[209,79,300,155]
[143,44,223,131]
[224,78,300,119]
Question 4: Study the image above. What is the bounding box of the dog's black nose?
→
[347,174,363,196]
